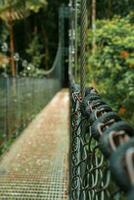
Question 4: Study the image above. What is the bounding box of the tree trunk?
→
[43,28,49,70]
[38,14,49,70]
[108,0,112,18]
[9,18,16,76]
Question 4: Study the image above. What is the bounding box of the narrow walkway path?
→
[0,90,69,200]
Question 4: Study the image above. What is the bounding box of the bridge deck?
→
[0,90,69,200]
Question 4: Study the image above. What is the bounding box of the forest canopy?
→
[87,0,134,125]
[0,0,68,76]
[0,0,133,124]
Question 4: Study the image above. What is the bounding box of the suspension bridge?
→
[0,1,134,200]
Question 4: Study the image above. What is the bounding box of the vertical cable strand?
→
[80,0,87,98]
[74,0,78,81]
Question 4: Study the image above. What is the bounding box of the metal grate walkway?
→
[0,90,69,200]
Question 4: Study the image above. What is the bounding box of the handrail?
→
[70,82,134,200]
[43,43,62,76]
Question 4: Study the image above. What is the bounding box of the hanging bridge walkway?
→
[0,90,69,199]
[0,1,134,200]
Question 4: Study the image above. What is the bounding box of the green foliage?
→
[26,34,43,67]
[91,0,134,19]
[26,0,47,13]
[0,0,26,21]
[88,15,134,125]
[0,0,47,19]
[20,34,45,77]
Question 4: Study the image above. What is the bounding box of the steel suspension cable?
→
[80,0,87,98]
[74,0,78,81]
[69,0,74,80]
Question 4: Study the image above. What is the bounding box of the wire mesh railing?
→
[0,4,68,153]
[70,83,134,200]
[0,77,60,151]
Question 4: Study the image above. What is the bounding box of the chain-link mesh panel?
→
[0,77,60,148]
[69,84,130,200]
